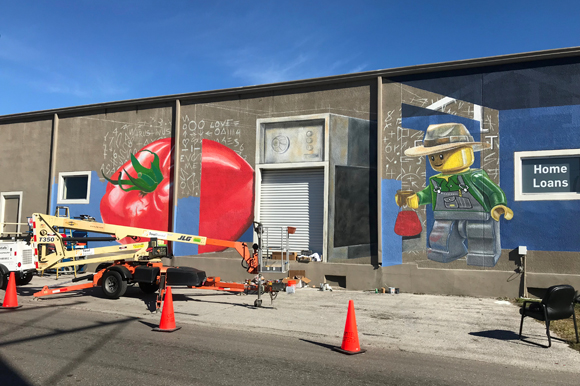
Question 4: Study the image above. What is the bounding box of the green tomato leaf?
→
[140,173,156,188]
[130,153,150,176]
[101,146,166,194]
[123,169,154,192]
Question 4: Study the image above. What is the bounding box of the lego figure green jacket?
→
[416,169,507,212]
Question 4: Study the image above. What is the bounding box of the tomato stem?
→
[101,149,163,193]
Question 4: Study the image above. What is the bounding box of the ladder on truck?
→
[51,206,87,278]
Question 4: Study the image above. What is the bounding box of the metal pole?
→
[523,254,528,298]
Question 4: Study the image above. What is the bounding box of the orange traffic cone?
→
[333,300,365,355]
[153,286,181,332]
[2,272,22,309]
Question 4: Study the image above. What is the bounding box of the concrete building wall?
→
[47,105,175,233]
[1,49,579,298]
[172,82,375,256]
[0,119,53,224]
[378,57,580,296]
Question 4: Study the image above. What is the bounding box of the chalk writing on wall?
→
[179,115,247,197]
[482,109,500,183]
[101,117,172,178]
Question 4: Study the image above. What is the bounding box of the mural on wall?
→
[394,123,513,267]
[380,82,502,268]
[198,139,254,253]
[101,137,173,243]
[97,123,253,252]
[179,115,247,198]
[101,117,172,179]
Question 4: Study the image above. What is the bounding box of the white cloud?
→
[347,64,368,74]
[232,53,309,85]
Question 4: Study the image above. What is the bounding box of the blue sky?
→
[1,1,580,116]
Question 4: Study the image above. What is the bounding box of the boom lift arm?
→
[32,213,259,275]
[30,213,281,309]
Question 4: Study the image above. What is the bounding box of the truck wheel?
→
[138,282,159,294]
[0,273,6,290]
[95,263,112,273]
[101,270,127,299]
[15,272,34,286]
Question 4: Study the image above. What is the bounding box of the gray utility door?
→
[259,168,324,255]
[1,192,22,234]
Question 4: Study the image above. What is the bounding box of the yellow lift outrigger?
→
[31,213,283,308]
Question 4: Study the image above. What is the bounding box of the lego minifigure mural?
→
[395,123,513,267]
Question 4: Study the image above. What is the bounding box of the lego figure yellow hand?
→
[491,205,513,221]
[395,190,415,207]
[406,194,419,209]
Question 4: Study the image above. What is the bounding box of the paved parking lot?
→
[4,274,580,373]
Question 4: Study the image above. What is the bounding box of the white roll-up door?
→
[259,168,324,255]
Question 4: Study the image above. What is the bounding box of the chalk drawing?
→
[179,115,247,197]
[100,117,172,178]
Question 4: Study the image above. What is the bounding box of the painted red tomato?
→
[198,139,254,253]
[100,138,173,244]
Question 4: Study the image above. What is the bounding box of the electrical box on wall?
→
[260,119,325,164]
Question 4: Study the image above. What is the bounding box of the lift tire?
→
[139,282,159,294]
[101,270,128,299]
[166,267,206,287]
[15,272,34,286]
[0,264,8,290]
[95,263,112,273]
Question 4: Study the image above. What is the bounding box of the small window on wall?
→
[514,149,580,201]
[57,172,91,204]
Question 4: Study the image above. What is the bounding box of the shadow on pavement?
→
[299,338,338,351]
[138,320,159,329]
[469,330,521,341]
[0,315,138,348]
[0,301,89,316]
[0,356,32,386]
[183,296,275,309]
[470,329,569,348]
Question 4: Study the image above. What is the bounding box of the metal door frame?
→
[1,191,23,234]
[255,114,330,262]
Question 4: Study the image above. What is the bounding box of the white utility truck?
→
[0,222,37,289]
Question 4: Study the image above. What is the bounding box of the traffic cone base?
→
[2,272,22,309]
[153,286,180,332]
[333,346,367,355]
[152,326,181,332]
[333,300,365,355]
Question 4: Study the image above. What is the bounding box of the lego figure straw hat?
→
[404,123,490,157]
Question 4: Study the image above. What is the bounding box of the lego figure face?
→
[428,146,474,173]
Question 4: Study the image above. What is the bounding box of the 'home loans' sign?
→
[521,157,580,193]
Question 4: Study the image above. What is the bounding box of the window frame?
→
[514,149,580,201]
[57,171,92,204]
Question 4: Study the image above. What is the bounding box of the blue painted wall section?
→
[381,178,402,266]
[49,172,252,257]
[500,105,580,252]
[173,196,200,256]
[50,171,109,248]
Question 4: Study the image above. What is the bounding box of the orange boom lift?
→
[31,213,283,308]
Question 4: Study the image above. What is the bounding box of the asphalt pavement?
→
[4,273,580,374]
